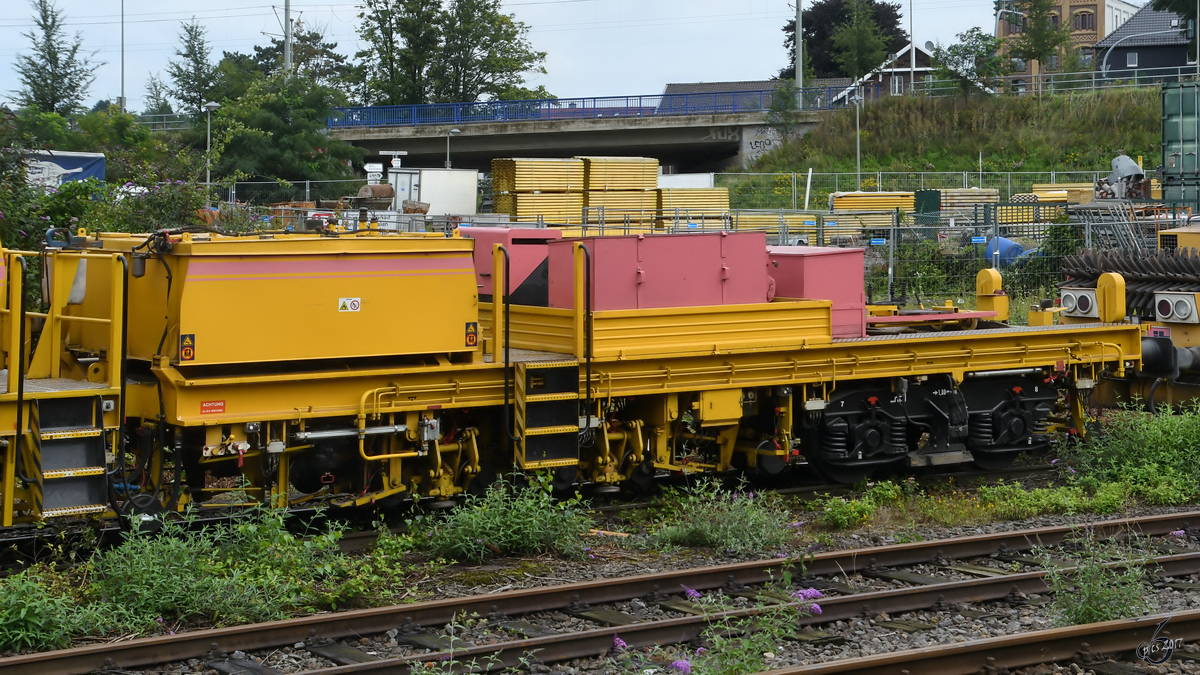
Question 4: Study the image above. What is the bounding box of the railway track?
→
[6,509,1196,675]
[753,609,1200,674]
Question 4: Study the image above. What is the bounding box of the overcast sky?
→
[0,0,1100,112]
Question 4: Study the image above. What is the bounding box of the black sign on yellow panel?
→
[181,333,196,361]
[465,322,479,347]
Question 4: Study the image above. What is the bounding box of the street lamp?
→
[204,101,221,201]
[445,128,461,169]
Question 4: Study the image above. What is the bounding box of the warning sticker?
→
[338,297,361,312]
[180,334,196,361]
[200,400,225,415]
[1150,326,1172,338]
[465,322,479,347]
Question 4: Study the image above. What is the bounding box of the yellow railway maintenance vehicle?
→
[0,224,1142,525]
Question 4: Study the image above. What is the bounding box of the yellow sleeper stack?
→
[491,158,585,224]
[579,156,659,225]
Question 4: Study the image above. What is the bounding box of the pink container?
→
[459,227,561,297]
[548,232,771,311]
[767,246,866,338]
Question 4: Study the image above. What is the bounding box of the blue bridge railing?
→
[326,86,884,129]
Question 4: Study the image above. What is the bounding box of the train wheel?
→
[551,465,579,497]
[622,459,657,496]
[810,457,881,486]
[971,449,1019,471]
[467,460,500,496]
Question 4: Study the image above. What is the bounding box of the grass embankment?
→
[756,88,1159,174]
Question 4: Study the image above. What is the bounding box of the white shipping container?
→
[657,173,715,189]
[388,168,478,215]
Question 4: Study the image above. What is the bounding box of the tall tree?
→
[12,0,99,115]
[252,22,353,87]
[166,20,217,116]
[354,0,442,106]
[931,28,1007,98]
[1006,0,1071,74]
[832,0,888,81]
[432,0,547,103]
[143,74,174,115]
[778,0,906,80]
[214,75,363,181]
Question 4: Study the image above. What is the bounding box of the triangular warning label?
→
[339,301,349,311]
[182,335,193,347]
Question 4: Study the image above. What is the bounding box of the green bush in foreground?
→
[653,479,795,553]
[1066,406,1200,505]
[425,474,593,563]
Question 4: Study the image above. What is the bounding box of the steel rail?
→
[5,509,1196,675]
[752,609,1200,675]
[302,551,1200,674]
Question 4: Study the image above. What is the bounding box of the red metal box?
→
[460,227,561,298]
[767,246,866,338]
[548,232,771,311]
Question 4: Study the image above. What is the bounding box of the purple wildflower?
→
[776,552,788,558]
[810,603,822,615]
[39,216,49,221]
[670,660,691,674]
[1068,468,1075,474]
[748,492,754,499]
[790,521,805,528]
[791,588,823,600]
[1171,530,1187,537]
[696,647,707,655]
[589,554,596,559]
[1051,459,1059,464]
[156,617,163,624]
[682,585,701,600]
[613,635,627,650]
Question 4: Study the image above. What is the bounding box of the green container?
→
[1162,83,1200,179]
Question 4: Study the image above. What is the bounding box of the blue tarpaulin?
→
[24,150,106,189]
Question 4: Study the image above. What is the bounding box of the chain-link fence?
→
[215,179,370,205]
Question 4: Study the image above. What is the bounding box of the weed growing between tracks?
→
[651,479,797,555]
[1043,529,1153,625]
[422,474,593,563]
[0,508,433,653]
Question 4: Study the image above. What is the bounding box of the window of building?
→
[1079,47,1093,67]
[1047,54,1060,70]
[1008,19,1024,34]
[891,75,905,95]
[1127,52,1138,67]
[1073,12,1095,30]
[1049,13,1060,28]
[1012,57,1027,71]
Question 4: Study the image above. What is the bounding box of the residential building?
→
[996,0,1140,83]
[1093,5,1192,76]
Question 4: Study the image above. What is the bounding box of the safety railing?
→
[327,85,886,129]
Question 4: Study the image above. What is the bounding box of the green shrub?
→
[425,475,593,563]
[1045,531,1151,625]
[653,479,795,553]
[1067,407,1200,506]
[820,497,876,530]
[863,481,903,507]
[0,572,69,652]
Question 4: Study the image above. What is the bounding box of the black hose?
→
[499,246,519,443]
[579,244,593,434]
[154,251,173,357]
[1147,377,1164,414]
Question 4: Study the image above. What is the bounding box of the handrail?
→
[326,85,886,129]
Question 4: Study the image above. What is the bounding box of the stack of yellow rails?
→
[1031,183,1092,205]
[657,188,730,226]
[579,156,659,224]
[827,191,916,211]
[493,193,585,224]
[731,212,820,241]
[491,158,585,224]
[940,188,999,209]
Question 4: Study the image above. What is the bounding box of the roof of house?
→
[833,43,954,101]
[1095,5,1189,48]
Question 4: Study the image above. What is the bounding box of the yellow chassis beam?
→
[131,323,1139,425]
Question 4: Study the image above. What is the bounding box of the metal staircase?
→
[514,360,581,469]
[31,396,109,518]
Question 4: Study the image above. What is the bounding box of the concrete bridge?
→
[325,89,839,173]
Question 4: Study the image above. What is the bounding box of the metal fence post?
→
[962,172,967,188]
[991,204,1000,269]
[888,208,897,301]
[305,181,310,202]
[1007,173,1011,201]
[877,171,882,190]
[792,173,797,210]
